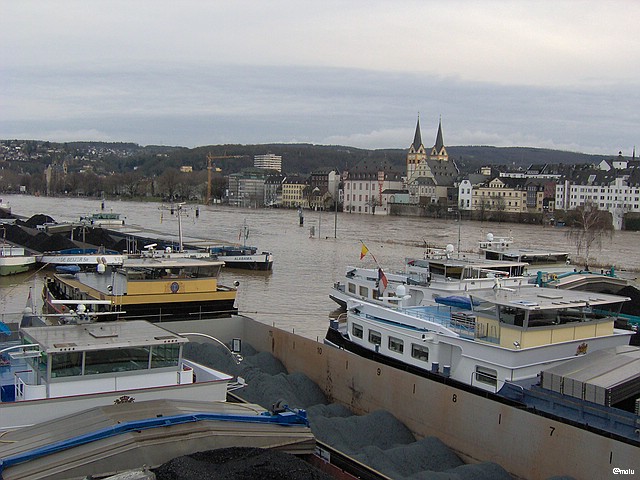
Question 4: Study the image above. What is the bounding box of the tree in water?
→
[565,201,613,270]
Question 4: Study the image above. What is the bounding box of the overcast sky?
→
[2,1,639,155]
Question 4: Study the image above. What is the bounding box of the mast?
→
[160,202,187,252]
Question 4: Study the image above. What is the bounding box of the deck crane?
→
[206,153,245,205]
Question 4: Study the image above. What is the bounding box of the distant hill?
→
[447,146,610,172]
[188,143,611,175]
[1,140,614,176]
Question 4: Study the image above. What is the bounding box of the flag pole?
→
[359,241,388,290]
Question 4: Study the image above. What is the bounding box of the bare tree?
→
[0,170,20,192]
[492,194,506,212]
[566,201,613,269]
[477,197,489,221]
[157,168,180,200]
[120,171,144,197]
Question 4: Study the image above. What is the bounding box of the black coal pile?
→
[182,342,514,480]
[71,227,121,251]
[618,285,640,316]
[32,232,78,252]
[3,214,125,253]
[2,223,77,253]
[19,214,54,229]
[153,447,333,480]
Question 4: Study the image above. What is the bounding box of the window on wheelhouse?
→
[368,330,381,346]
[411,344,429,362]
[472,297,498,319]
[84,346,152,375]
[348,283,356,294]
[352,323,363,339]
[359,285,368,297]
[428,263,464,280]
[51,351,83,378]
[187,264,222,278]
[388,336,404,354]
[475,365,497,387]
[151,344,180,368]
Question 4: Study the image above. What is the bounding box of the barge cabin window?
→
[352,323,363,339]
[388,336,404,354]
[475,365,498,388]
[411,344,429,362]
[368,330,382,346]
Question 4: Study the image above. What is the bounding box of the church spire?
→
[429,116,448,161]
[434,117,444,152]
[412,116,423,151]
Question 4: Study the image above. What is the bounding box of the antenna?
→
[159,202,192,252]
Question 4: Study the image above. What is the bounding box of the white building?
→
[458,179,473,210]
[343,160,404,215]
[555,172,640,230]
[254,154,282,173]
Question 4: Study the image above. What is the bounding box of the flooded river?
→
[2,194,639,340]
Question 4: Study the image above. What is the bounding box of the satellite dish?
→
[396,284,406,297]
[446,244,455,254]
[486,233,494,242]
[96,263,106,274]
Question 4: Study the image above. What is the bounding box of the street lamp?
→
[312,187,321,237]
[448,208,461,257]
[329,192,338,238]
[334,194,338,238]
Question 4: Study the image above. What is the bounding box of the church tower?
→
[429,118,448,161]
[407,116,427,180]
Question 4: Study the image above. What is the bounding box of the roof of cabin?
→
[21,320,187,353]
[469,287,630,310]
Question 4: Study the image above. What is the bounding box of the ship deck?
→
[0,399,315,479]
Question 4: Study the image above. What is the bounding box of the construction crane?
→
[206,153,245,205]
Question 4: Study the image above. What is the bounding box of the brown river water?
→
[2,194,639,340]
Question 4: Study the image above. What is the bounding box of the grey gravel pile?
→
[308,408,416,452]
[352,439,512,480]
[183,342,514,480]
[183,342,327,408]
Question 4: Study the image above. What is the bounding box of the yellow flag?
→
[360,243,369,260]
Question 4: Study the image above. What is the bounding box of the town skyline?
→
[2,2,639,156]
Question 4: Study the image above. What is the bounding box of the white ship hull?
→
[217,252,274,270]
[342,300,634,392]
[0,256,35,276]
[37,253,125,266]
[0,246,35,276]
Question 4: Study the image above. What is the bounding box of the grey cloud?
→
[1,64,638,155]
